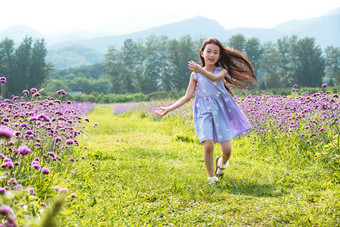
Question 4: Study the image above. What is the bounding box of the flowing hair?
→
[199,38,257,96]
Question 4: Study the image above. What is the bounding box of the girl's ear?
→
[200,50,204,57]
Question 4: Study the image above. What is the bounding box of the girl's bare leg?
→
[220,140,232,164]
[203,140,214,177]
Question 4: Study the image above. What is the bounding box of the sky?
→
[1,0,340,35]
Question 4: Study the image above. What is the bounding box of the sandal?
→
[215,156,226,179]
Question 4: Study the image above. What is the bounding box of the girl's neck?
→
[204,64,217,73]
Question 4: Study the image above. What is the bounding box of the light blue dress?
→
[193,67,252,143]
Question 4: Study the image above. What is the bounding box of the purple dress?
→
[193,67,252,143]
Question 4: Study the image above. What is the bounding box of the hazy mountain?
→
[46,7,340,53]
[46,45,103,70]
[1,7,339,70]
[47,16,229,52]
[0,25,43,43]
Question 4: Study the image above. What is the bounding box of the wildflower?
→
[37,114,50,122]
[293,84,299,88]
[13,184,23,190]
[60,188,68,193]
[56,89,66,95]
[25,187,35,194]
[23,90,29,95]
[54,137,62,143]
[41,167,50,175]
[322,83,327,88]
[69,157,75,162]
[40,202,46,206]
[6,215,17,225]
[30,88,37,94]
[32,163,40,170]
[0,187,6,194]
[54,186,60,191]
[0,205,11,215]
[7,178,17,184]
[17,145,32,156]
[0,126,14,141]
[66,139,74,145]
[71,193,77,198]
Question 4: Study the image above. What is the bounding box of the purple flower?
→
[56,89,66,95]
[70,193,77,198]
[32,164,40,170]
[40,202,46,206]
[0,126,14,141]
[41,167,50,175]
[54,137,62,143]
[37,114,50,122]
[13,184,23,190]
[322,83,327,88]
[66,139,74,145]
[60,188,68,193]
[17,145,32,156]
[293,84,299,88]
[23,90,29,95]
[0,187,6,194]
[0,205,11,215]
[25,187,35,194]
[30,88,37,94]
[0,77,6,84]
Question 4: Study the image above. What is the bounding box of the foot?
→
[215,156,228,179]
[207,176,219,184]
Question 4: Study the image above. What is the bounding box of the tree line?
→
[104,34,340,94]
[0,37,51,97]
[1,34,340,97]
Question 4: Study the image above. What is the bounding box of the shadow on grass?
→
[219,179,285,198]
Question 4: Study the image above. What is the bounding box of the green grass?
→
[57,104,339,226]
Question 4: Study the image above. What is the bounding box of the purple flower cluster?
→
[0,77,6,84]
[0,87,96,223]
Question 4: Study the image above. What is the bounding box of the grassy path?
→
[65,104,338,226]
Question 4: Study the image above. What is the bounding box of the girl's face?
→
[201,43,220,66]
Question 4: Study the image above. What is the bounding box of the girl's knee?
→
[203,140,214,152]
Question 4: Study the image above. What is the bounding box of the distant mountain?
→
[47,8,340,53]
[1,7,339,70]
[46,45,103,70]
[47,16,229,52]
[0,25,43,43]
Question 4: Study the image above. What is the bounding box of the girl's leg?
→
[220,140,232,164]
[203,140,214,177]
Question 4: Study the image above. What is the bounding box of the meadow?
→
[0,80,339,226]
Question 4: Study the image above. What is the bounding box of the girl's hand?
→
[188,61,201,73]
[155,107,169,116]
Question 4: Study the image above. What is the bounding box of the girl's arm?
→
[155,73,197,116]
[188,61,227,81]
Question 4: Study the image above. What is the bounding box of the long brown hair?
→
[199,38,257,96]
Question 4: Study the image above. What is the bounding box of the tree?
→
[259,42,280,88]
[324,46,340,85]
[291,37,324,87]
[105,47,124,93]
[245,37,263,76]
[0,39,15,95]
[227,34,246,52]
[29,39,52,90]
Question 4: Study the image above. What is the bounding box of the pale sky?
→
[1,0,340,35]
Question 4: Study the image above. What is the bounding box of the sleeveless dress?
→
[193,67,252,143]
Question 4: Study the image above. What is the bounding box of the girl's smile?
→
[201,43,220,66]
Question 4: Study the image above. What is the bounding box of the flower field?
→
[1,79,339,225]
[0,83,95,226]
[114,87,339,172]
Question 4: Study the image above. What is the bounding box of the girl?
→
[155,38,257,184]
